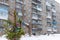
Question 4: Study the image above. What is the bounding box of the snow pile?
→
[0,34,60,40]
[0,35,7,40]
[21,34,60,40]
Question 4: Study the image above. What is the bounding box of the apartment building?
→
[46,0,57,34]
[0,0,57,35]
[55,1,60,33]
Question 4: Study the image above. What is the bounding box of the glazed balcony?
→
[0,0,9,6]
[32,4,42,12]
[46,2,51,7]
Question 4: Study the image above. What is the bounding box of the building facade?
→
[55,1,60,33]
[0,0,58,35]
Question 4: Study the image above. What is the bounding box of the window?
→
[32,13,38,18]
[0,5,9,20]
[16,9,22,16]
[52,20,57,25]
[47,12,51,15]
[53,25,57,29]
[16,3,22,9]
[46,6,51,11]
[37,4,41,8]
[37,0,41,4]
[37,14,41,18]
[32,8,37,13]
[32,3,37,8]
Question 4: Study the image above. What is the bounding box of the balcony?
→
[53,28,57,32]
[32,16,38,20]
[52,15,56,18]
[47,21,51,23]
[16,3,22,9]
[0,0,9,6]
[46,6,51,11]
[46,2,51,7]
[16,6,22,9]
[18,12,23,16]
[52,12,56,16]
[38,22,42,25]
[32,1,37,5]
[32,7,42,12]
[32,22,42,25]
[38,18,42,21]
[52,17,56,20]
[32,11,36,14]
[16,0,24,4]
[32,20,42,25]
[46,15,51,19]
[32,8,37,13]
[51,3,55,7]
[32,28,37,31]
[52,25,57,29]
[36,7,42,11]
[52,9,56,13]
[22,21,29,26]
[32,6,37,10]
[38,0,41,2]
[52,21,57,25]
[47,27,52,32]
[37,28,42,31]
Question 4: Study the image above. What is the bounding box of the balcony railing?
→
[16,3,22,9]
[38,0,41,2]
[22,21,29,26]
[52,25,57,28]
[36,7,42,11]
[32,16,38,20]
[32,6,42,12]
[32,22,42,25]
[32,1,37,5]
[53,28,57,32]
[16,0,23,4]
[38,18,42,21]
[52,9,56,13]
[47,27,52,32]
[46,2,51,7]
[51,3,55,7]
[52,21,57,25]
[18,12,23,16]
[46,6,51,11]
[0,0,9,6]
[32,20,42,25]
[47,15,51,19]
[32,28,37,31]
[52,13,56,16]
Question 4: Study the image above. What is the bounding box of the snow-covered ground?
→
[0,34,60,40]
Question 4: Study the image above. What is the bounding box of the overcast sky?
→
[55,0,60,3]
